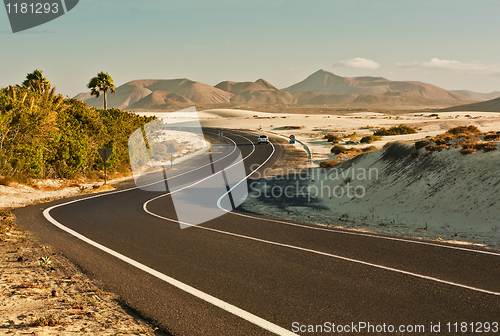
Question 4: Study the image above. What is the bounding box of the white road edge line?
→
[148,213,500,298]
[146,136,500,297]
[146,210,500,298]
[42,130,500,335]
[43,132,298,336]
[42,207,298,336]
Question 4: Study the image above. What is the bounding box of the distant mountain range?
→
[449,90,500,101]
[440,96,500,112]
[74,69,500,111]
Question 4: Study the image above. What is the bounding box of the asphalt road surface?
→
[14,129,500,336]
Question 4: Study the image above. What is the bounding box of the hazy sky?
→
[2,0,500,97]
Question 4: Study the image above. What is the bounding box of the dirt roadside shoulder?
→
[0,170,172,336]
[0,208,169,336]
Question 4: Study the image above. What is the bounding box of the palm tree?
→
[23,69,51,93]
[87,72,116,110]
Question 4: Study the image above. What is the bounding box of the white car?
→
[257,135,269,144]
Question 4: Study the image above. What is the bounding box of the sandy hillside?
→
[77,79,233,110]
[128,90,195,111]
[282,69,474,101]
[451,90,500,101]
[215,78,279,94]
[242,141,500,250]
[441,96,500,112]
[81,84,153,110]
[74,70,487,111]
[214,78,296,106]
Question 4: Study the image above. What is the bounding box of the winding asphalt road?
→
[14,129,500,335]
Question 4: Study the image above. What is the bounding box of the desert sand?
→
[136,108,500,250]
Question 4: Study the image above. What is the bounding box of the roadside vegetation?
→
[0,70,154,182]
[360,135,382,143]
[320,145,377,168]
[373,124,418,136]
[413,125,499,155]
[323,134,342,143]
[322,124,417,147]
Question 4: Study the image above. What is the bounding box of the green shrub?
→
[324,134,342,143]
[425,144,449,152]
[361,146,377,153]
[331,145,360,155]
[360,135,382,143]
[434,137,449,145]
[446,125,481,137]
[374,124,417,136]
[330,144,377,155]
[460,147,476,155]
[484,134,500,141]
[415,140,428,150]
[475,141,497,152]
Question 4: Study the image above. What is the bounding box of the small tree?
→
[87,72,116,109]
[23,69,51,93]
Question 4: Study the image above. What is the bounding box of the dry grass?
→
[414,126,498,155]
[320,145,378,168]
[319,159,340,168]
[331,145,377,155]
[31,313,64,327]
[0,210,16,233]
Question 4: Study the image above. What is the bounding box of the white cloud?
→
[333,57,381,70]
[395,58,500,75]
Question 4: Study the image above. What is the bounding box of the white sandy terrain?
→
[136,108,500,250]
[243,142,500,250]
[0,175,132,211]
[137,108,500,164]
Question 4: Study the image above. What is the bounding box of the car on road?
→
[257,135,269,144]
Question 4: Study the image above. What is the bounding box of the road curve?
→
[14,129,500,336]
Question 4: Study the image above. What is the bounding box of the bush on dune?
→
[374,124,417,136]
[323,134,342,143]
[360,135,382,144]
[319,159,340,168]
[321,145,378,168]
[413,125,498,155]
[445,125,481,137]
